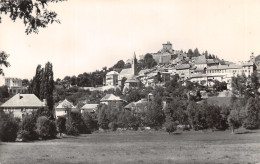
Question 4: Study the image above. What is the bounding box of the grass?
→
[0,129,260,164]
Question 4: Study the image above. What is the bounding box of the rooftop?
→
[119,68,132,75]
[175,64,190,70]
[0,94,44,108]
[194,55,207,64]
[56,99,76,109]
[100,94,123,102]
[106,71,119,76]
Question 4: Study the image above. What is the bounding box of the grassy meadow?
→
[0,129,260,164]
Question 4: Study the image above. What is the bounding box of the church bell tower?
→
[132,52,137,75]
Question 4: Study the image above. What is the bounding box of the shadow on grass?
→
[235,131,257,135]
[168,132,182,135]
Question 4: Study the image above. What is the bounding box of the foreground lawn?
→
[0,129,260,164]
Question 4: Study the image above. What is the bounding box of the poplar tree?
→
[39,68,45,100]
[44,62,54,118]
[32,65,42,98]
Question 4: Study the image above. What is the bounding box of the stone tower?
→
[132,52,137,75]
[250,52,255,63]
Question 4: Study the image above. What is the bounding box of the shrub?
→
[56,116,66,136]
[36,116,57,139]
[97,105,110,130]
[66,111,85,136]
[128,115,141,131]
[166,122,177,134]
[243,98,259,130]
[18,113,38,141]
[66,119,79,136]
[108,122,118,131]
[82,112,98,133]
[0,115,19,142]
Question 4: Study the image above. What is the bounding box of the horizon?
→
[1,0,260,83]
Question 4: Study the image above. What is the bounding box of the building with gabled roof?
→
[105,71,119,86]
[100,94,123,102]
[118,52,137,86]
[55,99,77,118]
[0,93,45,118]
[175,64,191,81]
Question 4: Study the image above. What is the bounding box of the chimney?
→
[43,99,47,106]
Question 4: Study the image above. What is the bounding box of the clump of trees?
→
[29,62,54,119]
[36,116,57,139]
[0,111,19,142]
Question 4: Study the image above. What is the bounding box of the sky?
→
[1,0,260,83]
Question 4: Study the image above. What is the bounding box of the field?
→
[0,129,260,164]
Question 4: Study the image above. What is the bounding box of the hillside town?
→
[1,0,260,163]
[0,42,259,124]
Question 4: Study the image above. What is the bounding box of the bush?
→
[166,122,177,134]
[18,113,38,141]
[66,119,79,136]
[36,116,57,139]
[82,112,98,133]
[243,98,259,130]
[97,105,110,130]
[0,115,19,142]
[108,122,118,131]
[66,111,85,136]
[56,116,66,136]
[128,115,141,131]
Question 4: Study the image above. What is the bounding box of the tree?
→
[36,116,57,139]
[22,79,29,87]
[194,48,200,57]
[228,100,246,133]
[18,113,39,141]
[243,97,259,129]
[43,62,54,118]
[70,76,77,86]
[126,89,141,103]
[0,85,9,100]
[82,112,98,133]
[145,97,165,129]
[0,0,65,34]
[231,74,247,97]
[97,105,110,130]
[113,60,125,69]
[0,112,19,142]
[0,51,10,75]
[249,71,260,97]
[66,111,85,135]
[143,53,157,69]
[39,67,45,100]
[121,77,127,90]
[187,101,208,130]
[203,51,209,59]
[56,116,66,136]
[32,65,42,98]
[213,80,227,92]
[187,49,194,58]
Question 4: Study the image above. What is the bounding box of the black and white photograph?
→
[0,0,260,163]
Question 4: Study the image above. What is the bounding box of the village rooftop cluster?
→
[0,41,257,120]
